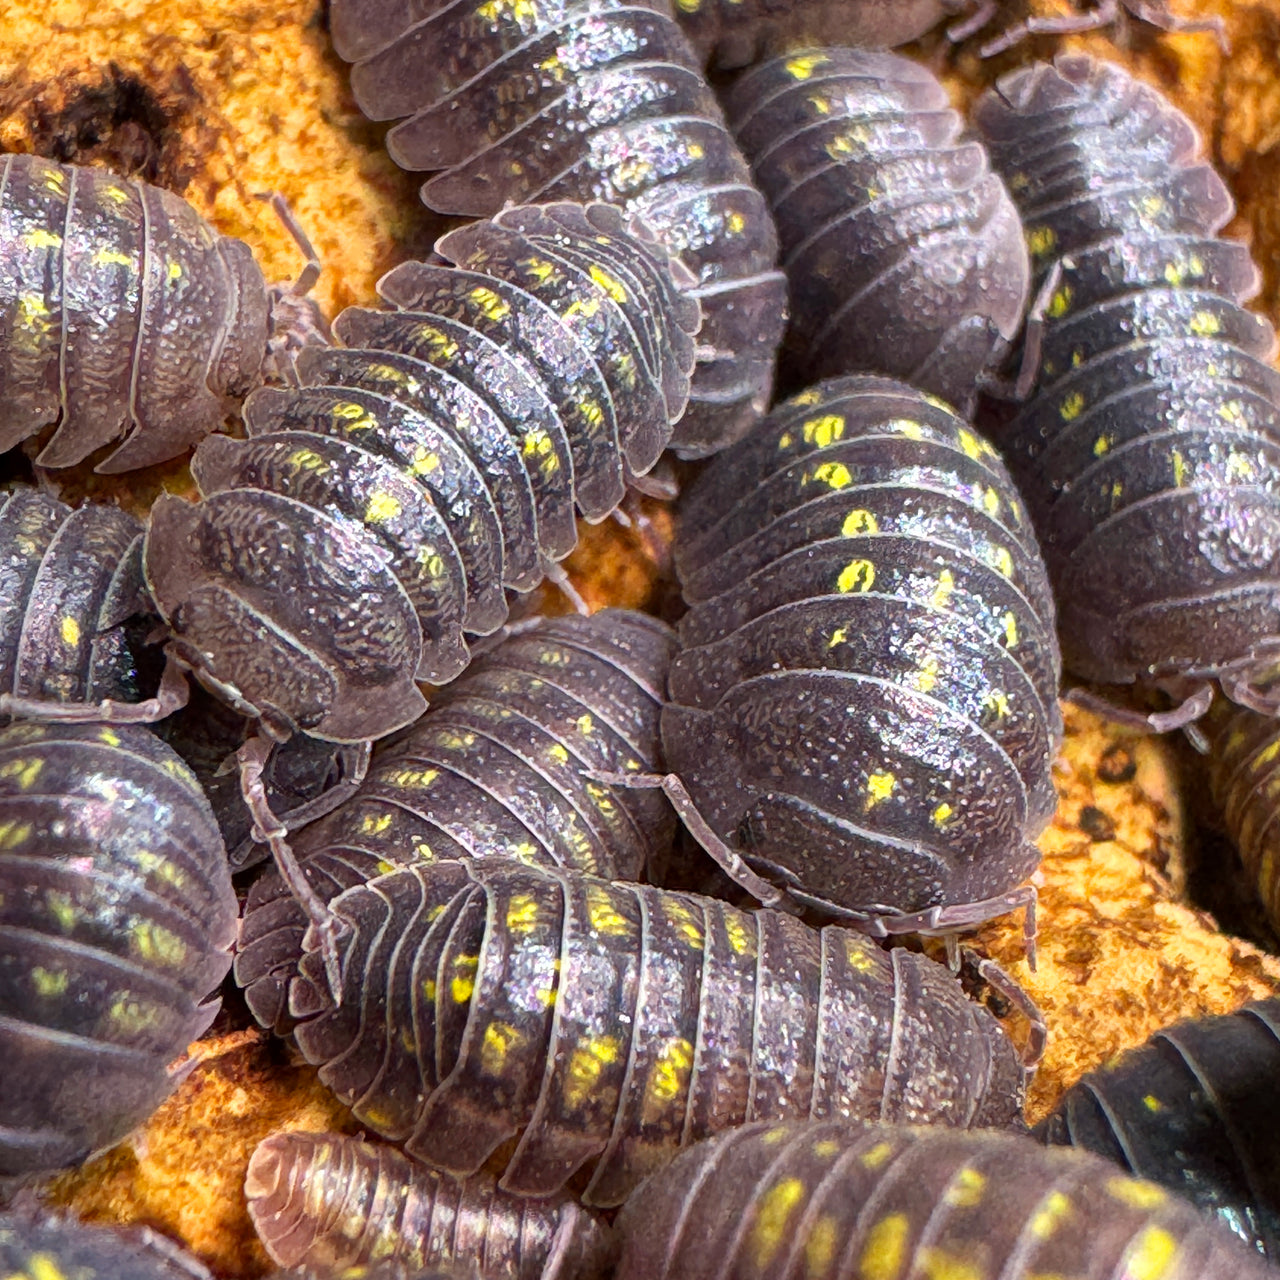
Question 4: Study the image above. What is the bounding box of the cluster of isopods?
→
[3,0,1280,1278]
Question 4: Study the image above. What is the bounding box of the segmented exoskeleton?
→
[611,1120,1277,1280]
[973,55,1280,722]
[235,609,676,1031]
[663,375,1061,934]
[0,721,235,1178]
[247,1131,611,1279]
[0,1212,213,1279]
[286,854,1032,1210]
[145,203,698,743]
[1038,998,1280,1258]
[724,49,1029,412]
[327,0,786,456]
[0,154,318,473]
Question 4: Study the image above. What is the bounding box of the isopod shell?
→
[0,1211,214,1279]
[0,153,269,473]
[144,204,697,743]
[1038,998,1280,1258]
[287,854,1029,1209]
[0,720,235,1178]
[665,374,1061,927]
[972,55,1280,700]
[725,48,1029,411]
[611,1120,1278,1280]
[327,0,786,456]
[246,1131,611,1279]
[234,608,677,1031]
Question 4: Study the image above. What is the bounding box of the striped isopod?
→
[1038,999,1280,1258]
[246,1131,611,1279]
[327,0,786,456]
[724,49,1029,413]
[285,854,1033,1210]
[0,1212,214,1280]
[144,203,698,742]
[0,153,317,474]
[662,375,1062,933]
[234,608,677,1030]
[971,55,1280,720]
[611,1120,1278,1280]
[0,720,235,1178]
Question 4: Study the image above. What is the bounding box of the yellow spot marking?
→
[647,1037,694,1105]
[1060,391,1085,422]
[917,1248,982,1280]
[1025,226,1056,258]
[727,211,746,233]
[450,955,478,1004]
[841,508,878,537]
[990,546,1014,578]
[506,893,539,935]
[1171,449,1187,487]
[24,228,62,250]
[548,743,570,765]
[56,615,83,648]
[46,890,75,931]
[864,771,896,810]
[828,627,848,649]
[837,559,875,593]
[983,487,1000,517]
[28,1255,69,1280]
[858,1212,907,1280]
[411,446,440,476]
[913,654,940,694]
[30,967,68,997]
[813,1139,841,1158]
[1217,399,1246,426]
[785,53,828,79]
[17,292,51,326]
[365,491,402,523]
[522,255,558,283]
[166,259,183,282]
[725,913,752,955]
[944,1166,986,1207]
[469,285,510,321]
[811,461,852,490]
[581,398,603,427]
[1227,451,1256,482]
[564,1035,620,1109]
[750,1177,806,1269]
[361,813,394,835]
[0,757,43,790]
[0,820,32,849]
[575,713,594,736]
[777,431,794,450]
[587,888,631,936]
[1106,1177,1167,1209]
[1048,285,1073,318]
[481,1021,521,1074]
[1143,1093,1163,1112]
[1140,194,1165,219]
[891,418,924,440]
[803,414,845,446]
[957,428,986,461]
[983,690,1011,720]
[931,569,955,610]
[1028,1190,1071,1239]
[844,934,875,972]
[1093,435,1111,457]
[91,247,133,268]
[805,1214,839,1278]
[1190,309,1221,337]
[286,447,327,473]
[589,264,628,304]
[932,802,954,829]
[132,920,186,966]
[1122,1226,1177,1280]
[416,547,445,578]
[383,767,439,789]
[1003,611,1018,647]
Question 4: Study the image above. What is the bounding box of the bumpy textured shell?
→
[143,203,697,743]
[328,0,786,457]
[0,1213,213,1279]
[0,721,235,1178]
[235,609,677,1031]
[1038,998,1280,1258]
[247,1131,611,1279]
[0,153,269,473]
[287,854,1028,1209]
[612,1120,1278,1280]
[674,0,965,71]
[724,49,1029,411]
[0,486,152,715]
[972,55,1280,691]
[1207,704,1280,932]
[665,375,1062,923]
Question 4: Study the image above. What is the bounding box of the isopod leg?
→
[1121,0,1228,50]
[1062,681,1214,733]
[238,734,348,1003]
[980,0,1120,57]
[946,0,998,43]
[543,561,590,617]
[964,950,1047,1070]
[0,651,191,724]
[587,769,790,911]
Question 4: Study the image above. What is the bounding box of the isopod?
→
[0,1210,214,1279]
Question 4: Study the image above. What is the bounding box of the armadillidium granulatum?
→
[246,1131,610,1278]
[973,55,1280,720]
[285,854,1032,1208]
[724,48,1029,411]
[0,153,319,474]
[234,608,676,1031]
[663,375,1061,934]
[144,203,698,743]
[0,720,235,1177]
[327,0,786,456]
[612,1119,1278,1280]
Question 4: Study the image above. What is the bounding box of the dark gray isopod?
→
[0,1212,214,1280]
[724,48,1029,412]
[143,203,698,744]
[234,608,677,1031]
[327,0,786,457]
[0,720,235,1178]
[973,55,1280,715]
[0,154,285,473]
[664,374,1062,933]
